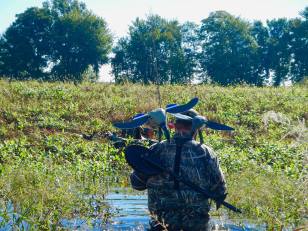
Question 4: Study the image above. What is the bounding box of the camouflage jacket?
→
[146,137,226,214]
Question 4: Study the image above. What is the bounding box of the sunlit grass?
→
[0,79,307,229]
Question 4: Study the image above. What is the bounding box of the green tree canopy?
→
[199,11,259,85]
[289,7,308,83]
[0,0,112,82]
[0,7,52,79]
[111,15,195,84]
[43,0,87,17]
[49,10,112,81]
[181,22,202,81]
[1,3,307,85]
[266,18,292,86]
[250,21,271,85]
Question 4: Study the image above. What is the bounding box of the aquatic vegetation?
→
[0,80,307,229]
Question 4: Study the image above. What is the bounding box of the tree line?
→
[0,0,112,82]
[0,0,307,86]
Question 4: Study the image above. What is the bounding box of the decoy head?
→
[147,108,167,127]
[113,98,199,142]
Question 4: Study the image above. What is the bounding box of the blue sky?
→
[0,0,307,81]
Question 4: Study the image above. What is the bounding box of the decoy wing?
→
[166,97,199,113]
[113,115,150,129]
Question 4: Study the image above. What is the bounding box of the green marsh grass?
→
[0,80,307,229]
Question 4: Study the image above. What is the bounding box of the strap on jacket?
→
[173,143,183,190]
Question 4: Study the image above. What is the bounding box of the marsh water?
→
[0,188,271,230]
[62,188,267,231]
[102,191,266,231]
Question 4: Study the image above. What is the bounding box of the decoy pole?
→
[151,35,163,141]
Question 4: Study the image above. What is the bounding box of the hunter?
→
[130,112,227,231]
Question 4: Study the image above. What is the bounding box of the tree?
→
[289,7,308,83]
[266,18,292,86]
[0,7,53,79]
[199,11,259,85]
[181,22,202,81]
[111,15,194,84]
[111,38,134,82]
[49,10,112,81]
[43,0,87,18]
[0,0,112,82]
[250,21,271,85]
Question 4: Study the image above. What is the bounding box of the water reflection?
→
[104,190,267,231]
[0,189,269,230]
[106,192,149,230]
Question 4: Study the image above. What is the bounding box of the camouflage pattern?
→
[130,170,148,191]
[146,135,226,230]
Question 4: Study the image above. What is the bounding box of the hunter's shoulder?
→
[186,141,218,160]
[151,139,171,147]
[184,140,211,152]
[201,144,216,156]
[149,140,165,153]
